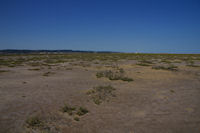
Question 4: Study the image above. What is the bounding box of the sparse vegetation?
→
[120,77,134,82]
[29,62,42,67]
[26,116,44,128]
[43,71,54,76]
[61,104,76,115]
[28,68,40,71]
[76,107,89,116]
[0,53,200,132]
[61,104,89,121]
[0,70,9,73]
[0,53,200,68]
[170,90,175,93]
[87,85,116,105]
[74,116,80,121]
[152,65,178,71]
[137,60,154,66]
[136,63,151,66]
[96,68,133,82]
[25,114,64,132]
[160,59,171,64]
[186,60,199,67]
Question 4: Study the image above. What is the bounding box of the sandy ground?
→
[0,59,200,133]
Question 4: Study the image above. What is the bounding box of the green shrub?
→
[96,68,133,82]
[87,85,116,105]
[61,105,76,115]
[152,65,178,71]
[26,116,43,128]
[121,77,134,82]
[74,117,80,121]
[76,107,89,116]
[28,68,40,71]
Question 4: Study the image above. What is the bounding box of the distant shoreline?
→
[0,49,199,54]
[0,49,117,54]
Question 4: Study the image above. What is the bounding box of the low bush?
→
[96,68,133,82]
[26,116,44,128]
[87,85,116,105]
[152,65,178,71]
[61,105,76,115]
[76,107,89,116]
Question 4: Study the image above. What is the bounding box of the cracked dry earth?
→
[0,61,200,133]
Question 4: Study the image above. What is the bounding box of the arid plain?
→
[0,53,200,133]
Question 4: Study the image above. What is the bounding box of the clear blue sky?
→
[0,0,200,53]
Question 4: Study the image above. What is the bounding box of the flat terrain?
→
[0,53,200,133]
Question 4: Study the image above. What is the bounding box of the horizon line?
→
[0,49,200,54]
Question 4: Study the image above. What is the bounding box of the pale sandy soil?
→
[0,56,200,133]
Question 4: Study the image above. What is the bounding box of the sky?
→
[0,0,200,53]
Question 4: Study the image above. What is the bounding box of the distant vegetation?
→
[0,52,199,68]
